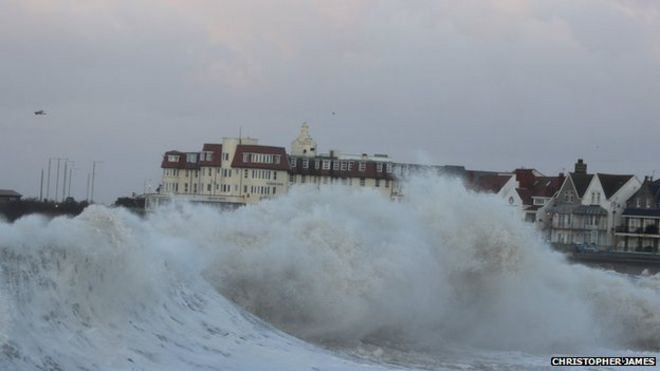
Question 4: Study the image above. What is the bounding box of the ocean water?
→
[0,176,658,370]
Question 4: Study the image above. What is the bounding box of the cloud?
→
[1,0,659,201]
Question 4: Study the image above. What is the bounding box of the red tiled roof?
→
[514,169,536,189]
[161,151,199,169]
[516,174,564,206]
[200,143,222,166]
[467,174,512,193]
[231,145,289,171]
[288,157,395,180]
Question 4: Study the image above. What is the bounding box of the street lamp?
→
[90,160,104,203]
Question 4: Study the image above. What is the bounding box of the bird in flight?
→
[34,110,46,115]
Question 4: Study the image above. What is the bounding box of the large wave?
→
[1,176,659,370]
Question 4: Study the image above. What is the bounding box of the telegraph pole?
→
[90,160,103,203]
[40,169,44,201]
[62,160,68,201]
[67,164,73,199]
[55,158,61,202]
[46,158,52,200]
[86,173,91,202]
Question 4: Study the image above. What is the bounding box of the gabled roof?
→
[569,173,594,198]
[468,174,512,194]
[515,173,564,206]
[653,179,660,203]
[597,173,634,199]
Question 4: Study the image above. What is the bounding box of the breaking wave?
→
[1,176,659,370]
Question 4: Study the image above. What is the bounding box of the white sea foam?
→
[0,176,658,370]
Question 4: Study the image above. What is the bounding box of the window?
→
[290,158,297,168]
[376,163,383,172]
[275,155,281,164]
[315,160,320,169]
[386,163,392,173]
[348,161,354,171]
[243,153,250,162]
[168,155,179,162]
[223,153,229,161]
[186,153,197,163]
[333,161,339,171]
[273,172,277,180]
[358,162,366,172]
[340,161,347,171]
[322,160,331,170]
[302,159,309,169]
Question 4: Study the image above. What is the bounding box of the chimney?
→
[574,159,587,174]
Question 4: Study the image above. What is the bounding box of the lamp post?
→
[54,158,62,202]
[90,160,103,203]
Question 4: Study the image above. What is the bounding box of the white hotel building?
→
[147,124,397,208]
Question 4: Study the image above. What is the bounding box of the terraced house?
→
[545,159,640,250]
[614,177,660,253]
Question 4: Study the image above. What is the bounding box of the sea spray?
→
[0,175,658,370]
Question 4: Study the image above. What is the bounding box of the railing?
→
[615,225,660,235]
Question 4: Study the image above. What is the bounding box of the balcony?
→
[615,225,660,236]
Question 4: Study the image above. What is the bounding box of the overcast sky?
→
[1,0,659,203]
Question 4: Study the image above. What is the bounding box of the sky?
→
[1,0,659,203]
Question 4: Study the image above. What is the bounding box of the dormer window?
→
[167,155,179,162]
[186,153,197,163]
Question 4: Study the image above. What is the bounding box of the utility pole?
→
[67,164,74,199]
[55,158,61,202]
[46,158,52,201]
[64,160,74,199]
[40,169,44,201]
[86,173,91,202]
[62,160,68,201]
[90,160,103,203]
